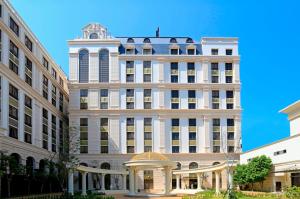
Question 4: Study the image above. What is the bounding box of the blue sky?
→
[10,0,300,151]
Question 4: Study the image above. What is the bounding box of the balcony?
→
[226,98,234,103]
[188,98,196,103]
[172,126,179,132]
[172,140,179,145]
[143,68,151,74]
[127,140,135,146]
[227,126,235,132]
[189,140,196,145]
[144,140,152,146]
[101,140,108,146]
[25,106,32,116]
[211,70,219,76]
[144,97,152,102]
[9,96,18,107]
[9,52,19,66]
[126,68,134,74]
[126,97,134,102]
[213,140,221,146]
[212,98,220,103]
[187,70,195,75]
[171,98,179,103]
[213,126,220,132]
[101,126,108,132]
[189,126,196,132]
[25,67,32,76]
[171,69,178,75]
[227,140,235,146]
[144,125,152,132]
[100,97,108,103]
[225,70,233,76]
[126,126,135,132]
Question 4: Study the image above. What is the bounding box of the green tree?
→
[233,164,249,187]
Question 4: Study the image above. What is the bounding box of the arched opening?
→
[99,49,109,82]
[143,38,151,43]
[189,162,198,189]
[79,49,89,83]
[9,153,22,196]
[26,157,35,175]
[172,162,182,189]
[212,162,222,189]
[186,38,193,43]
[127,38,134,43]
[89,33,98,39]
[101,162,111,190]
[170,38,177,43]
[78,163,89,191]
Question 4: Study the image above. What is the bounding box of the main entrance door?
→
[144,170,153,190]
[292,173,300,187]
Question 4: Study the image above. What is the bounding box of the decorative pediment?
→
[82,23,111,39]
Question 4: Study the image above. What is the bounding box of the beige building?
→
[0,0,69,169]
[241,100,300,192]
[68,23,241,193]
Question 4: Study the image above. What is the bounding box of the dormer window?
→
[126,47,135,55]
[143,38,151,43]
[143,48,152,55]
[211,49,218,55]
[89,33,98,39]
[186,44,196,55]
[127,38,135,43]
[171,49,179,55]
[170,38,177,43]
[186,38,193,43]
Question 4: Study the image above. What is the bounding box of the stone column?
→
[204,116,211,153]
[176,174,180,189]
[164,167,171,194]
[129,168,135,195]
[101,174,105,191]
[82,172,87,196]
[202,60,209,83]
[68,171,74,195]
[197,173,202,190]
[228,169,233,190]
[215,171,220,194]
[122,174,127,190]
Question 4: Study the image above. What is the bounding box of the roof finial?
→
[156,27,160,38]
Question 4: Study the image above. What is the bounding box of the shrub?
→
[285,186,300,199]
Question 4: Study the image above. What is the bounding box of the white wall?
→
[290,117,300,136]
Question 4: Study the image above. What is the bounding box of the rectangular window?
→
[59,120,64,153]
[51,115,57,152]
[127,118,135,153]
[52,84,56,107]
[59,77,64,87]
[126,61,134,82]
[226,90,234,109]
[170,62,178,83]
[227,119,235,149]
[212,118,220,153]
[188,90,196,109]
[80,89,88,109]
[100,118,109,153]
[80,118,88,153]
[0,76,1,122]
[143,61,151,82]
[187,62,195,83]
[144,89,152,109]
[42,108,48,149]
[189,118,197,153]
[171,90,179,109]
[100,89,108,109]
[25,57,32,86]
[144,118,152,152]
[24,94,32,144]
[170,48,178,55]
[225,63,233,83]
[126,89,134,109]
[42,75,48,100]
[9,83,18,100]
[187,49,195,55]
[9,41,19,75]
[211,49,218,55]
[0,30,2,62]
[8,85,19,139]
[126,48,135,55]
[59,92,63,112]
[172,118,180,153]
[43,57,49,70]
[226,49,233,55]
[212,90,220,109]
[10,17,19,36]
[143,48,152,55]
[211,63,219,83]
[274,149,287,156]
[51,68,57,79]
[25,35,33,51]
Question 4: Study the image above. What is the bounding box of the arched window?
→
[186,38,193,43]
[79,49,89,83]
[101,162,111,170]
[176,162,181,170]
[99,49,109,82]
[127,38,134,43]
[26,157,35,174]
[170,38,177,43]
[89,33,98,39]
[189,162,198,169]
[143,38,151,43]
[212,162,220,165]
[10,153,21,165]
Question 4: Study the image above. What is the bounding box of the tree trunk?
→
[251,183,254,191]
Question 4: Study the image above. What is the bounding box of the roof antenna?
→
[156,27,160,38]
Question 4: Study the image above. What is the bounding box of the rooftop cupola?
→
[82,23,111,39]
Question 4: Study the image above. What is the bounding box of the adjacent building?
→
[241,100,300,192]
[68,23,241,191]
[0,0,69,168]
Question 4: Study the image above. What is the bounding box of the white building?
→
[68,23,242,192]
[0,0,69,169]
[241,100,300,192]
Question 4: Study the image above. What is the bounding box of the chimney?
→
[156,27,160,37]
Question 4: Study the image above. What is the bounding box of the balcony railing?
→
[143,68,151,74]
[144,97,152,102]
[187,70,195,75]
[101,126,108,132]
[9,52,19,66]
[189,126,196,132]
[101,140,108,146]
[189,140,196,145]
[188,98,196,103]
[172,126,179,132]
[227,140,235,146]
[126,97,134,102]
[225,70,233,76]
[144,126,152,132]
[144,140,152,146]
[213,126,220,132]
[171,98,179,103]
[126,126,135,132]
[212,98,220,103]
[100,97,108,103]
[227,126,235,132]
[126,68,134,74]
[211,70,219,76]
[171,69,178,75]
[213,140,221,146]
[172,140,179,145]
[127,140,135,146]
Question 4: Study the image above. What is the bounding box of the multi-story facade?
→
[0,0,69,168]
[68,24,241,191]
